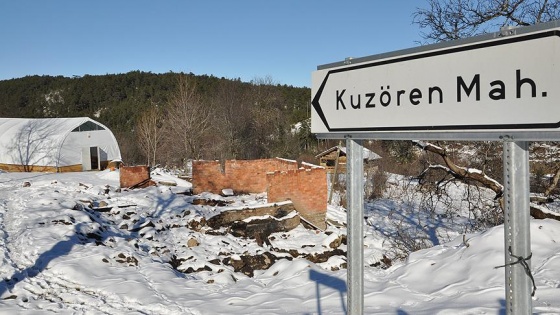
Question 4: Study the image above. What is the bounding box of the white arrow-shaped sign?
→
[311,28,560,138]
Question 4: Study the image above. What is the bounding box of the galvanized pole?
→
[346,137,364,315]
[502,139,532,314]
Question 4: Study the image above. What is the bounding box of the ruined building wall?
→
[192,158,327,228]
[120,166,152,188]
[267,168,327,229]
[192,158,307,194]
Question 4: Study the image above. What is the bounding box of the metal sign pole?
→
[346,137,364,315]
[502,139,532,314]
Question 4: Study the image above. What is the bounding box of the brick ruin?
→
[119,166,154,188]
[192,158,327,229]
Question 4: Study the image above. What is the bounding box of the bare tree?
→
[165,75,213,161]
[210,79,251,160]
[414,0,560,42]
[136,104,164,166]
[246,76,290,158]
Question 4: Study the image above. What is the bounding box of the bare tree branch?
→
[544,166,560,197]
[414,141,504,199]
[414,0,560,43]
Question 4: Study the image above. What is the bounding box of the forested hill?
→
[0,72,315,165]
[1,72,173,132]
[0,71,310,133]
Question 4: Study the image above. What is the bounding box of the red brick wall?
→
[192,158,327,228]
[267,168,327,229]
[192,158,307,194]
[120,166,150,188]
[191,160,228,194]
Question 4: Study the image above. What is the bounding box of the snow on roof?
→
[0,117,119,167]
[315,145,381,161]
[0,118,91,159]
[275,157,322,168]
[0,117,92,139]
[0,117,109,135]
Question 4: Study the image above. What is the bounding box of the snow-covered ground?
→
[0,169,559,314]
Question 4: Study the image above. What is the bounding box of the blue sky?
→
[0,1,424,87]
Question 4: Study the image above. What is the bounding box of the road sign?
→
[313,21,560,315]
[311,22,560,140]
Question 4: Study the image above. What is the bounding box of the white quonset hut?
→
[0,117,121,172]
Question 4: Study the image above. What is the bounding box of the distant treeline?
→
[0,71,323,165]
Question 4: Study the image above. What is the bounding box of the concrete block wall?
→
[267,168,327,229]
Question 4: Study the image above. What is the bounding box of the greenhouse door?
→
[82,146,100,171]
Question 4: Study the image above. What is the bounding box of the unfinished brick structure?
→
[192,158,327,229]
[120,166,152,188]
[266,168,327,229]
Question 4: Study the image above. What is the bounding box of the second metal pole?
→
[502,140,532,314]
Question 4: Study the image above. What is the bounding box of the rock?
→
[324,233,344,249]
[114,253,138,266]
[129,220,155,232]
[221,188,234,196]
[184,265,212,274]
[226,252,278,277]
[230,212,300,246]
[187,238,199,247]
[304,249,346,264]
[192,198,228,207]
[168,255,185,270]
[208,203,296,229]
[531,205,560,221]
[188,217,206,231]
[158,180,177,186]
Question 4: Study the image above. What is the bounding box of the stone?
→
[187,238,199,248]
